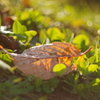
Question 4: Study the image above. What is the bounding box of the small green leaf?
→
[22,25,27,35]
[76,84,84,90]
[49,78,59,88]
[12,20,27,41]
[20,10,30,20]
[13,78,22,83]
[78,61,98,76]
[42,81,53,93]
[47,27,66,42]
[77,61,88,76]
[67,73,76,84]
[89,78,100,87]
[88,64,98,73]
[25,30,37,38]
[53,63,67,76]
[34,77,42,88]
[27,75,35,81]
[73,34,90,47]
[24,30,37,43]
[87,55,96,64]
[88,78,100,92]
[66,29,74,43]
[13,20,23,34]
[0,60,13,73]
[0,53,12,65]
[39,30,46,44]
[74,73,79,85]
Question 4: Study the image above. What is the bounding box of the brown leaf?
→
[7,42,91,80]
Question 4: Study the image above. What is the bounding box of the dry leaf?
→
[0,42,92,80]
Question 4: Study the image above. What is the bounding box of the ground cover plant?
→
[0,0,100,100]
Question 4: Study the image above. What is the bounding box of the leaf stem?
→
[80,46,92,56]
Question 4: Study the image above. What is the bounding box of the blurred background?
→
[0,0,100,41]
[0,0,100,28]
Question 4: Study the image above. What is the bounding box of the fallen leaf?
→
[0,42,92,80]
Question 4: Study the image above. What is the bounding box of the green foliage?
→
[0,76,34,99]
[0,53,13,65]
[73,34,91,58]
[78,62,98,76]
[12,20,37,43]
[34,77,43,92]
[53,63,67,76]
[0,75,59,99]
[73,34,90,48]
[13,20,25,35]
[46,27,66,42]
[66,29,74,43]
[39,30,46,44]
[42,78,59,93]
[0,60,13,73]
[88,78,100,92]
[33,77,59,93]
